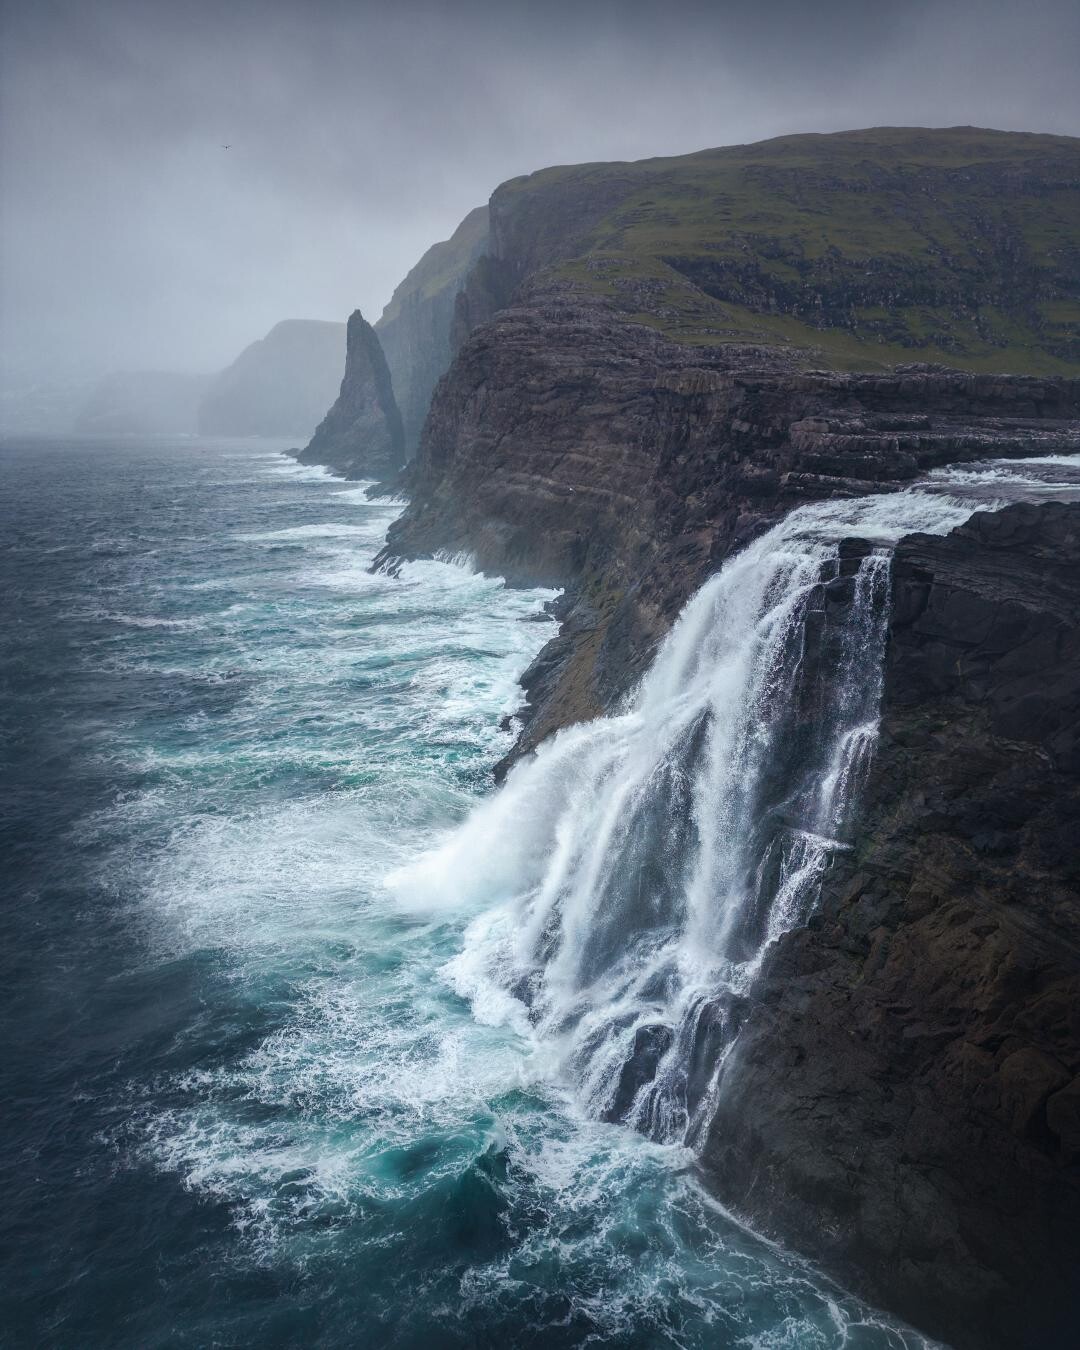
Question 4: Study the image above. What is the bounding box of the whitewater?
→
[3,435,1078,1348]
[393,454,1080,1161]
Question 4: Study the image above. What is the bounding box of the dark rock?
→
[365,128,1080,1345]
[375,206,489,456]
[295,310,404,480]
[700,502,1080,1350]
[602,1024,674,1124]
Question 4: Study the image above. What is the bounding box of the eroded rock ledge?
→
[704,501,1080,1350]
[380,291,1080,769]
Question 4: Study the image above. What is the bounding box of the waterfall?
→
[390,465,1080,1154]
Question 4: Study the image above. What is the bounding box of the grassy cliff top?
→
[495,127,1080,374]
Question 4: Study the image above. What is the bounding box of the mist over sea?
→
[1,436,936,1348]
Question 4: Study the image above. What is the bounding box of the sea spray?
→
[400,463,1080,1153]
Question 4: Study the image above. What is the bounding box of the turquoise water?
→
[1,437,935,1348]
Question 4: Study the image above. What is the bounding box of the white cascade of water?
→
[391,462,1080,1151]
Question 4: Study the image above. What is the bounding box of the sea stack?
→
[295,310,404,480]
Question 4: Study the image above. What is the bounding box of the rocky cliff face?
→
[386,313,1080,1337]
[311,127,1079,472]
[703,502,1080,1350]
[383,131,1080,763]
[465,127,1080,374]
[374,205,488,455]
[383,285,1080,768]
[376,128,1080,1344]
[198,319,346,439]
[295,311,403,479]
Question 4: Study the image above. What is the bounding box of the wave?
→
[235,523,379,542]
[263,459,341,482]
[332,485,403,506]
[69,433,964,1345]
[92,611,205,630]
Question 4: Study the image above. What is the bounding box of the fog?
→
[2,0,1078,386]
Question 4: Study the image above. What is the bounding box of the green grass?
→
[497,128,1080,374]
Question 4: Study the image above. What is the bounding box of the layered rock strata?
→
[379,286,1080,1342]
[381,289,1080,770]
[372,127,1080,1345]
[442,127,1080,371]
[306,128,1080,475]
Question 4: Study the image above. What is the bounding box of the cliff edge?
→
[384,128,1080,766]
[375,127,1080,1345]
[382,286,1080,770]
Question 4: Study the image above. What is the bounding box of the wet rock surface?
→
[702,502,1080,1350]
[371,132,1080,1339]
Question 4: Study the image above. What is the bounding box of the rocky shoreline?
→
[296,127,1080,1346]
[375,298,1080,1347]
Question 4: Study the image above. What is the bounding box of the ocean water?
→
[1,434,983,1349]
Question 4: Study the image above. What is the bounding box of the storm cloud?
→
[2,0,1078,385]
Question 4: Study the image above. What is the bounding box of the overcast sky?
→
[2,0,1078,385]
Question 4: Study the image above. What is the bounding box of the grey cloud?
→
[2,0,1078,385]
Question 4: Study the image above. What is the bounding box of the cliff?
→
[375,205,488,455]
[477,126,1080,374]
[375,127,1080,1344]
[197,319,346,439]
[382,285,1080,767]
[703,502,1080,1350]
[311,127,1080,471]
[294,310,404,479]
[385,129,1080,762]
